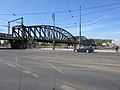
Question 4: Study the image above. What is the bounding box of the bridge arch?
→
[12,25,76,43]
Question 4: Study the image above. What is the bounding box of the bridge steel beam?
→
[10,25,95,49]
[11,25,76,48]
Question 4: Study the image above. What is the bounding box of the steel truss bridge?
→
[0,25,95,49]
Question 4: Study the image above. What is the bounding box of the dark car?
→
[74,46,94,53]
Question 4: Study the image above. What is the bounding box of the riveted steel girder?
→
[12,25,76,43]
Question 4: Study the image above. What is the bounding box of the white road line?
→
[30,73,40,78]
[11,62,31,71]
[1,58,40,78]
[60,85,78,90]
[6,63,16,67]
[15,56,18,63]
[45,61,64,74]
[23,70,31,74]
[0,59,6,62]
[23,70,40,78]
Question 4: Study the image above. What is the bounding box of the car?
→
[74,46,94,53]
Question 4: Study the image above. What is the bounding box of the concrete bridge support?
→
[9,40,27,49]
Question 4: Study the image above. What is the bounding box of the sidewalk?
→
[95,49,117,53]
[31,48,118,53]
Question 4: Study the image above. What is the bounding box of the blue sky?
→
[0,0,120,39]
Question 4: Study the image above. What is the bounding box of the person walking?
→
[116,46,119,52]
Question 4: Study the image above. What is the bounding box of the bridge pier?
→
[9,40,27,49]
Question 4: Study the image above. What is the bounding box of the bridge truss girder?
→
[12,25,76,44]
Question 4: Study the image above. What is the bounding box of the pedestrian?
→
[116,46,119,52]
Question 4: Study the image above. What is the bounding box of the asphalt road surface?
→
[0,49,120,90]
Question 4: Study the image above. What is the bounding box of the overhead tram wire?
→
[0,3,23,22]
[55,6,120,23]
[82,2,120,10]
[0,2,120,16]
[0,2,119,29]
[0,3,21,32]
[15,10,79,16]
[65,0,77,28]
[0,1,120,26]
[56,8,120,29]
[0,14,14,16]
[32,5,120,28]
[0,2,37,27]
[0,18,9,21]
[82,6,120,16]
[57,16,120,29]
[0,25,8,27]
[83,17,120,25]
[0,2,118,16]
[0,3,16,16]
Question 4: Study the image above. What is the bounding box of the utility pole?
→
[52,13,55,50]
[79,6,81,46]
[52,13,56,90]
[8,17,23,34]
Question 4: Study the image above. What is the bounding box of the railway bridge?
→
[0,25,95,49]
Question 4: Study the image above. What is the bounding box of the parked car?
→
[74,46,94,53]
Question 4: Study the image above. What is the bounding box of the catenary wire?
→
[0,3,16,16]
[0,2,120,16]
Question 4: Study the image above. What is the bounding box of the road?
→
[0,49,120,90]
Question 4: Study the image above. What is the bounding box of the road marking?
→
[6,63,16,67]
[1,58,40,78]
[45,61,64,74]
[15,56,18,63]
[11,62,31,71]
[0,59,6,62]
[23,70,31,74]
[57,79,87,90]
[33,65,97,71]
[30,73,40,78]
[60,85,78,90]
[23,70,40,78]
[0,58,31,71]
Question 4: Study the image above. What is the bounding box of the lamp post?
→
[52,13,55,50]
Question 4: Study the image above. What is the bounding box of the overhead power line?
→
[0,3,16,16]
[14,10,79,16]
[90,17,120,24]
[0,14,13,16]
[0,2,119,16]
[0,1,119,27]
[56,6,120,23]
[0,18,9,21]
[62,16,120,29]
[65,0,77,28]
[0,25,8,27]
[82,2,120,10]
[1,2,120,29]
[83,6,120,16]
[44,5,120,25]
[18,2,120,15]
